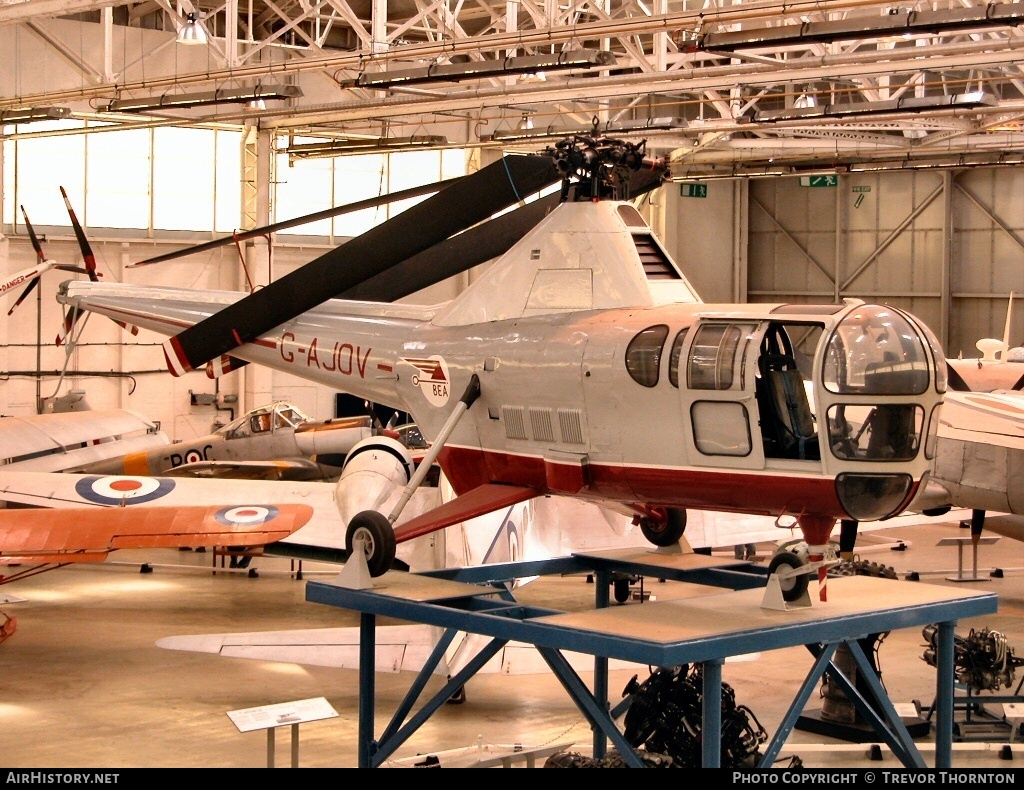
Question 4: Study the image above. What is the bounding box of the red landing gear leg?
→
[800,515,837,603]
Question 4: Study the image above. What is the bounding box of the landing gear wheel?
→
[345,510,397,577]
[768,551,810,603]
[639,507,686,547]
[613,577,631,603]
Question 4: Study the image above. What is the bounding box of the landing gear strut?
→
[344,374,482,578]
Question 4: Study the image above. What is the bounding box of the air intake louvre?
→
[558,409,585,444]
[529,408,554,442]
[633,235,681,280]
[502,405,528,440]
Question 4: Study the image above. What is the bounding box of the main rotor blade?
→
[130,177,464,268]
[340,161,669,302]
[60,186,99,282]
[163,153,561,376]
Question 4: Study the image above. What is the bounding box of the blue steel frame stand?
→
[306,551,995,769]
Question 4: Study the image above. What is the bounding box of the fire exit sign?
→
[799,175,838,187]
[679,183,708,198]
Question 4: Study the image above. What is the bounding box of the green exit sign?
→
[799,175,838,187]
[679,183,708,198]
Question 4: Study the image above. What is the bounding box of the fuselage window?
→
[625,324,670,387]
[691,401,752,456]
[688,323,746,390]
[668,328,689,388]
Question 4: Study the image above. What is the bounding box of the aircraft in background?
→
[945,293,1024,393]
[55,135,947,604]
[0,408,170,473]
[70,401,375,481]
[912,387,1024,545]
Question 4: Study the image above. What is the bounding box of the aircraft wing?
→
[0,471,346,551]
[155,623,649,676]
[163,459,327,481]
[0,503,312,563]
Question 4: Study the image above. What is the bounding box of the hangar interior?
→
[2,0,1024,770]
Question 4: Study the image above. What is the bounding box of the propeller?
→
[162,152,562,376]
[129,177,465,268]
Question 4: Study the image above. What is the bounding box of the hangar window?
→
[626,325,670,387]
[3,123,241,234]
[274,147,470,241]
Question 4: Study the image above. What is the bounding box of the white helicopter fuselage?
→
[59,200,945,550]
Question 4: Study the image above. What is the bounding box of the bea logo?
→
[401,356,451,407]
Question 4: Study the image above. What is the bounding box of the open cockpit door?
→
[678,318,767,470]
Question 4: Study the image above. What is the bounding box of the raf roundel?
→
[215,505,280,527]
[75,475,176,505]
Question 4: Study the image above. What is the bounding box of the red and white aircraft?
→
[54,136,947,601]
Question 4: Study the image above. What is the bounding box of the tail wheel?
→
[638,506,686,547]
[768,551,810,603]
[345,510,397,577]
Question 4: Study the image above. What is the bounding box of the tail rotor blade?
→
[60,186,100,282]
[162,153,561,376]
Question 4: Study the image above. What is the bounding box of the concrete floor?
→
[2,518,1023,770]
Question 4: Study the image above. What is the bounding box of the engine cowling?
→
[334,436,416,526]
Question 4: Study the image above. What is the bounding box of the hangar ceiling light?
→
[101,85,302,114]
[0,106,71,124]
[485,116,688,143]
[688,4,1024,51]
[339,49,616,90]
[752,91,997,123]
[284,135,449,160]
[176,12,208,46]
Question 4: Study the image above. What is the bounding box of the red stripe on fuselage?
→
[437,445,844,519]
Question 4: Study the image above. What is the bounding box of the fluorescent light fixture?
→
[101,85,302,114]
[341,49,615,89]
[753,91,997,123]
[0,106,72,123]
[485,116,687,143]
[285,135,448,160]
[177,12,208,45]
[689,5,1024,51]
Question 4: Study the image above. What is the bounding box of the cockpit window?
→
[827,403,923,461]
[823,305,930,395]
[625,325,669,387]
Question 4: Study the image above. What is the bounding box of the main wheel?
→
[639,506,686,547]
[345,510,397,577]
[768,551,810,603]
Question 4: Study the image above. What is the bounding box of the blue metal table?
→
[305,547,998,768]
